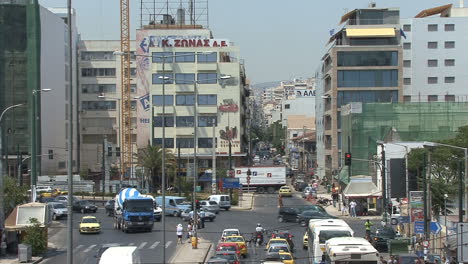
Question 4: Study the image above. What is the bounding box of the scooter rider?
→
[255,223,264,245]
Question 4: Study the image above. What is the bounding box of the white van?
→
[325,237,379,263]
[98,246,140,264]
[208,195,231,211]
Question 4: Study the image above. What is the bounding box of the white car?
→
[221,228,240,241]
[199,200,220,214]
[48,202,68,220]
[253,155,260,163]
[28,186,52,193]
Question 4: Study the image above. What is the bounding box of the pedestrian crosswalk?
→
[73,240,178,254]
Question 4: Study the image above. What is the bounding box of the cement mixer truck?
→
[114,188,155,233]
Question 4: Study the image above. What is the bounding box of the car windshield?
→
[223,231,239,236]
[53,203,66,209]
[319,230,352,243]
[275,233,290,239]
[216,254,236,261]
[174,198,187,205]
[125,200,153,212]
[82,218,98,223]
[269,246,289,253]
[217,245,237,251]
[209,201,217,205]
[377,228,395,237]
[81,201,90,205]
[226,237,243,242]
[280,254,292,260]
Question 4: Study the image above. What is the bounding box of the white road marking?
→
[149,241,160,249]
[138,242,148,249]
[83,244,96,253]
[73,245,84,252]
[128,242,135,246]
[165,241,172,248]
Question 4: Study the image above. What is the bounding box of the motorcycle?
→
[255,233,263,247]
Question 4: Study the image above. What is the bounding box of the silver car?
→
[199,200,220,214]
[48,202,68,220]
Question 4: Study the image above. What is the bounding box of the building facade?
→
[135,24,249,178]
[401,4,468,102]
[317,6,403,180]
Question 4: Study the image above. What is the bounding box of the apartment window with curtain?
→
[445,59,455,66]
[427,42,438,49]
[152,52,174,63]
[175,52,195,62]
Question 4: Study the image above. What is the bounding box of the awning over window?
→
[346,28,395,38]
[343,178,382,199]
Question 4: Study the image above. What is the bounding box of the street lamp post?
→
[0,103,24,255]
[376,141,388,224]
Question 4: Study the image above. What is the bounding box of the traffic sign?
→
[398,216,410,224]
[430,222,442,234]
[252,171,257,176]
[414,221,425,234]
[222,178,240,189]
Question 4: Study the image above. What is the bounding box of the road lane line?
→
[149,241,160,249]
[165,241,172,248]
[83,244,96,253]
[138,242,147,249]
[128,242,135,246]
[73,245,84,253]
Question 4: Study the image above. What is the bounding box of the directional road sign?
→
[222,178,240,189]
[414,221,425,234]
[430,222,442,234]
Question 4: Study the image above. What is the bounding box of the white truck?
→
[234,166,286,193]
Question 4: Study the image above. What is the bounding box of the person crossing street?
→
[365,219,373,239]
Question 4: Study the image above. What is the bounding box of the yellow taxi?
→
[303,231,308,249]
[279,250,295,264]
[265,238,290,251]
[41,188,68,198]
[79,216,101,234]
[279,186,292,197]
[224,235,247,257]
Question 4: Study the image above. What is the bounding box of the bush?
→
[23,218,47,256]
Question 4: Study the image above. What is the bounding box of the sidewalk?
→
[0,255,42,264]
[232,193,254,210]
[168,237,212,264]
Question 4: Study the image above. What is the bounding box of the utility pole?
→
[177,143,181,197]
[212,119,217,194]
[347,136,351,183]
[426,150,432,241]
[102,136,107,193]
[423,152,429,240]
[381,144,387,224]
[459,160,463,223]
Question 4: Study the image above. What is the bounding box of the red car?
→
[216,242,241,258]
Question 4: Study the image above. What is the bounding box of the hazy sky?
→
[39,0,458,84]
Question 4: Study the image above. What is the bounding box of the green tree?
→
[4,176,28,216]
[137,143,175,192]
[23,218,47,256]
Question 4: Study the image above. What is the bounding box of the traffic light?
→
[345,153,352,166]
[195,200,200,210]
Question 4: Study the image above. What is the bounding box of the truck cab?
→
[155,196,191,217]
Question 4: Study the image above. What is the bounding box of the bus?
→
[324,237,379,264]
[307,219,354,264]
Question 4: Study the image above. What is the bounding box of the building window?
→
[445,76,455,83]
[427,42,438,49]
[176,116,194,127]
[153,138,174,148]
[152,73,173,84]
[445,59,455,66]
[81,84,116,94]
[337,51,398,67]
[177,138,194,148]
[152,95,173,106]
[428,95,438,102]
[428,24,438,31]
[198,95,217,105]
[284,104,290,109]
[175,73,195,84]
[124,68,137,77]
[403,42,411,49]
[81,51,115,61]
[176,94,195,106]
[131,84,137,93]
[403,24,411,32]
[48,150,54,160]
[82,101,117,110]
[445,24,455,31]
[427,59,438,67]
[337,70,398,87]
[403,95,411,102]
[403,60,411,68]
[336,90,398,108]
[81,68,116,77]
[152,52,173,63]
[175,52,195,63]
[58,161,66,169]
[153,116,174,127]
[404,78,411,85]
[197,52,217,63]
[428,77,438,84]
[445,41,455,48]
[198,138,213,148]
[198,116,217,127]
[445,95,455,102]
[197,73,218,84]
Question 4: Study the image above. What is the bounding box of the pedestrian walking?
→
[388,255,397,264]
[341,200,348,216]
[199,210,206,229]
[176,224,184,244]
[379,256,388,264]
[278,194,283,208]
[349,200,357,217]
[365,219,373,239]
[187,223,192,240]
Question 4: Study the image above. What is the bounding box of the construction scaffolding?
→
[139,0,208,28]
[339,102,468,183]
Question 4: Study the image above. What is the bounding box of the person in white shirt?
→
[176,224,183,244]
[349,200,357,217]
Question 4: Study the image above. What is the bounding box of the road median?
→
[168,237,212,264]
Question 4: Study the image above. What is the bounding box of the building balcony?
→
[198,106,218,114]
[175,84,195,93]
[197,63,217,71]
[154,106,174,114]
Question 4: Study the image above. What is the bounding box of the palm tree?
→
[138,143,175,192]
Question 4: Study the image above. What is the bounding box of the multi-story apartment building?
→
[77,40,137,175]
[316,5,403,180]
[134,22,249,177]
[0,3,78,177]
[401,3,468,102]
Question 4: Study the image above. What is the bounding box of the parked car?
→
[278,205,326,223]
[253,155,260,163]
[54,195,79,206]
[48,202,68,220]
[28,186,52,193]
[180,209,216,222]
[200,200,220,214]
[199,209,216,222]
[105,200,115,216]
[370,226,396,252]
[73,200,98,213]
[296,210,337,226]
